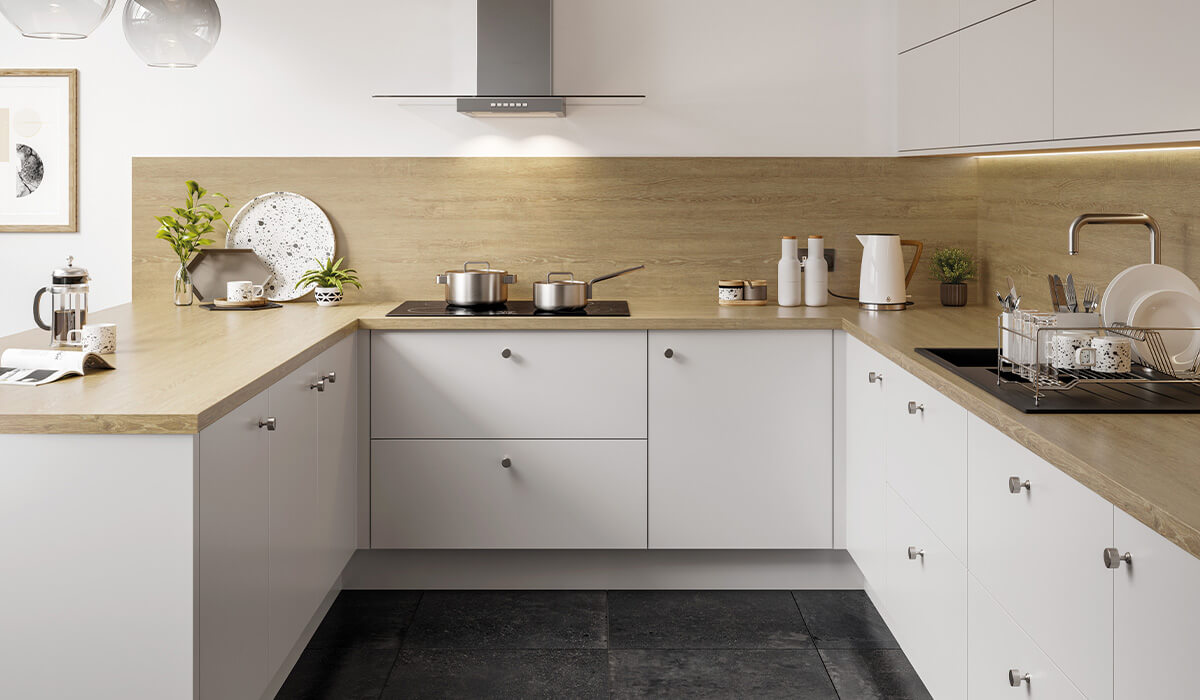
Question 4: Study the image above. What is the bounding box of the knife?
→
[1053,274,1069,313]
[1065,273,1077,313]
[1047,274,1062,311]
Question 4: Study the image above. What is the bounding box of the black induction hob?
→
[386,300,631,317]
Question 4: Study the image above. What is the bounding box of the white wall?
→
[0,0,896,337]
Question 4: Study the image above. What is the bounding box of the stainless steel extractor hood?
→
[374,0,644,117]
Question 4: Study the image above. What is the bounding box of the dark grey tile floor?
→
[276,590,931,700]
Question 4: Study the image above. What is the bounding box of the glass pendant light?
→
[0,0,115,39]
[122,0,220,68]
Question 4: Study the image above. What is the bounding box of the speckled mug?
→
[1052,331,1098,370]
[1091,337,1133,373]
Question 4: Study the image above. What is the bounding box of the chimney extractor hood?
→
[373,0,644,117]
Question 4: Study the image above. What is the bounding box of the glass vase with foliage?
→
[929,247,977,307]
[155,180,231,306]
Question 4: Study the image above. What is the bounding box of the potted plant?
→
[154,180,231,306]
[295,256,362,306]
[929,247,977,307]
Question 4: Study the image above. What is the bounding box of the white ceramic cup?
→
[1052,331,1098,370]
[67,323,117,354]
[1091,336,1133,373]
[227,280,266,302]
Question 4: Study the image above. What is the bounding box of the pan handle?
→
[586,265,646,298]
[464,261,491,271]
[546,272,576,283]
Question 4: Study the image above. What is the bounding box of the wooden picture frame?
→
[0,69,78,233]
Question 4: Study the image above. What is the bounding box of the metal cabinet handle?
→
[869,371,883,384]
[310,378,326,392]
[322,371,337,384]
[501,348,513,359]
[907,401,925,415]
[1104,547,1132,569]
[1008,669,1030,687]
[664,348,675,359]
[907,546,925,560]
[500,457,512,469]
[1008,477,1031,494]
[258,417,277,431]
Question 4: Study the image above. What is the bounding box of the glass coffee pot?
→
[33,256,90,348]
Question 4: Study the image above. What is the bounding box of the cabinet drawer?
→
[371,331,647,439]
[371,439,647,548]
[968,575,1086,700]
[967,416,1113,700]
[883,486,966,700]
[886,366,967,561]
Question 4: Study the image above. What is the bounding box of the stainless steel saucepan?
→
[436,261,517,307]
[533,265,644,312]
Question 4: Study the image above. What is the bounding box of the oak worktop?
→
[3,298,1200,561]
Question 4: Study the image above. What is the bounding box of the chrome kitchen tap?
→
[1068,213,1161,264]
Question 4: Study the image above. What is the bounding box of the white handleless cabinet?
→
[316,334,358,587]
[960,0,1030,28]
[899,34,960,151]
[967,415,1114,700]
[899,0,958,52]
[844,336,892,586]
[648,330,833,549]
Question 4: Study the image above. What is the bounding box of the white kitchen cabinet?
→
[898,34,960,151]
[1056,0,1200,139]
[1113,508,1200,700]
[884,486,967,700]
[198,390,270,700]
[899,0,959,52]
[885,364,968,562]
[371,439,647,549]
[967,574,1087,700]
[959,0,1052,146]
[316,334,357,588]
[967,416,1114,700]
[960,0,1030,28]
[844,336,893,586]
[647,331,833,549]
[371,331,647,439]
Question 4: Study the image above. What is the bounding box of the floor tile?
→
[381,649,607,699]
[275,646,398,700]
[403,591,608,649]
[608,590,812,649]
[609,649,837,699]
[307,590,422,650]
[820,648,933,700]
[792,590,899,649]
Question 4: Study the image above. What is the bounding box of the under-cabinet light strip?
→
[976,145,1200,159]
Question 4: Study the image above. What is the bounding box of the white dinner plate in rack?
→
[1100,263,1200,328]
[1127,289,1200,372]
[226,192,335,301]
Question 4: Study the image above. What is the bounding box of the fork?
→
[1082,283,1098,313]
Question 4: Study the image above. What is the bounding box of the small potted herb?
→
[154,180,231,306]
[929,247,977,307]
[295,256,362,306]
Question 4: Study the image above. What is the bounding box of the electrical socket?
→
[799,248,836,271]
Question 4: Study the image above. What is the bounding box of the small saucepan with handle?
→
[533,265,645,312]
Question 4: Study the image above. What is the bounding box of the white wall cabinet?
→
[899,0,959,52]
[960,0,1029,28]
[647,330,833,549]
[898,34,960,151]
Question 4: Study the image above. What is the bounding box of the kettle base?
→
[859,301,908,311]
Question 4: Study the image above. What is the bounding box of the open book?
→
[0,348,115,386]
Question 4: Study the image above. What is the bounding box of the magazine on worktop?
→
[0,348,115,386]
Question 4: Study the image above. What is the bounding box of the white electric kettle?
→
[856,234,923,311]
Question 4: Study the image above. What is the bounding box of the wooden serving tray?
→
[213,297,269,309]
[718,299,769,306]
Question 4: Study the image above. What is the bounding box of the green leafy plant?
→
[295,256,363,293]
[154,180,231,266]
[929,247,978,284]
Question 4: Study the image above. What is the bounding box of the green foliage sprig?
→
[295,257,363,293]
[929,247,978,284]
[155,180,230,266]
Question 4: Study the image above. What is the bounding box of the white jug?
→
[856,234,923,311]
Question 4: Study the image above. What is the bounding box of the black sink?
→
[915,347,1200,413]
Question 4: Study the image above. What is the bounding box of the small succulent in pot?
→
[295,256,362,307]
[929,247,977,307]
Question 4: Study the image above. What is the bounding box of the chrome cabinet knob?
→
[322,371,337,384]
[907,401,925,415]
[310,378,326,392]
[501,348,513,359]
[258,417,277,431]
[1104,547,1132,569]
[1008,477,1031,494]
[1008,669,1030,687]
[500,457,512,469]
[869,371,883,384]
[664,348,675,359]
[907,546,925,560]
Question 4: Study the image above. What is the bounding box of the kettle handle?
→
[900,240,924,288]
[33,286,51,331]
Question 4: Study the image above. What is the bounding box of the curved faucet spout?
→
[1067,213,1160,265]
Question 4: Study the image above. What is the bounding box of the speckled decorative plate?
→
[226,192,335,301]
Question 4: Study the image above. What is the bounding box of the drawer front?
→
[886,366,968,561]
[371,439,647,548]
[968,574,1087,700]
[967,416,1114,700]
[371,331,647,439]
[884,486,967,700]
[845,336,894,585]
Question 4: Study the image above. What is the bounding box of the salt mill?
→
[33,256,91,348]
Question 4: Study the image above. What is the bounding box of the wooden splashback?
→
[133,157,978,305]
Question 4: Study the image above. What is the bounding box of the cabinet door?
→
[1114,508,1200,700]
[198,390,270,700]
[844,336,892,586]
[648,331,833,549]
[267,358,322,675]
[899,34,960,151]
[1056,0,1200,139]
[316,334,357,589]
[967,415,1114,700]
[961,0,1029,27]
[899,0,958,52]
[959,0,1052,145]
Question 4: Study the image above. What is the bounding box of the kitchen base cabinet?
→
[372,439,648,549]
[316,334,358,590]
[844,336,893,585]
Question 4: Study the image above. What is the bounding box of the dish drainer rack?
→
[997,310,1200,406]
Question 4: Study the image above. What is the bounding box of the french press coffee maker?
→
[33,256,90,348]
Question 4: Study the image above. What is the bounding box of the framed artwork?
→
[0,69,77,233]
